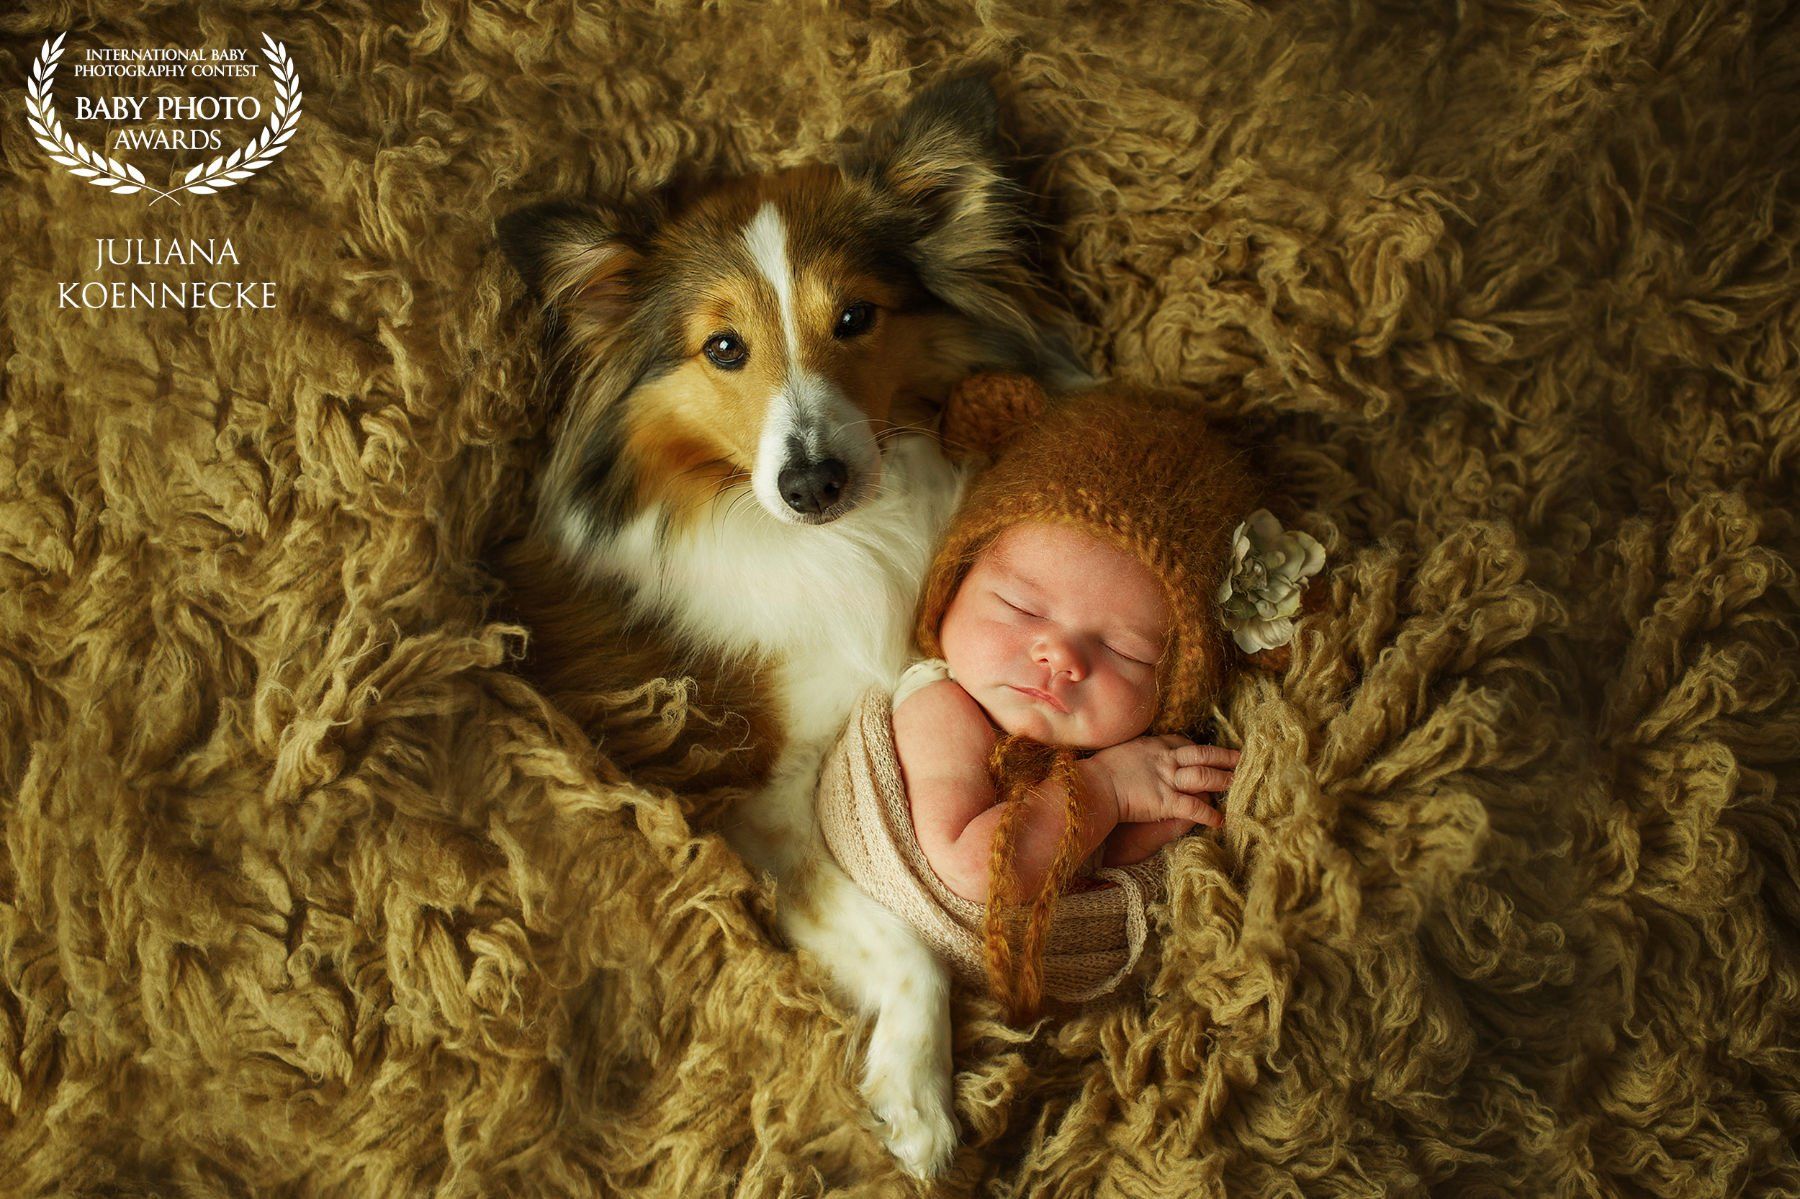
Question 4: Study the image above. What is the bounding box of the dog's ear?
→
[853,77,1091,389]
[856,75,1015,252]
[496,199,643,329]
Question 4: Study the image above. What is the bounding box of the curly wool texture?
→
[2,1,1798,1195]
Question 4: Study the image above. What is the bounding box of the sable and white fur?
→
[498,77,1084,1178]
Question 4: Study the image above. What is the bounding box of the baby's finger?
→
[1175,744,1241,768]
[1175,765,1234,794]
[1181,796,1225,828]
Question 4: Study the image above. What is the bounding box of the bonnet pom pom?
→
[941,371,1049,462]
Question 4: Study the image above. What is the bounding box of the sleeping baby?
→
[817,375,1325,1021]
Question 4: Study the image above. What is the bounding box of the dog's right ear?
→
[496,199,642,327]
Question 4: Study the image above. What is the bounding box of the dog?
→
[496,76,1085,1177]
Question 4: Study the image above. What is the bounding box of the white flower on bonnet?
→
[1216,510,1327,653]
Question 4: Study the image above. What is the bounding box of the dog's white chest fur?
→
[574,432,967,744]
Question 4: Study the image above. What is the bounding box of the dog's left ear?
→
[853,77,1092,390]
[853,75,1020,272]
[859,74,1006,209]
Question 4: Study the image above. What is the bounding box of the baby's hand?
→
[1082,735,1238,829]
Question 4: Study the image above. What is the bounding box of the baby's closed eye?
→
[1105,641,1154,665]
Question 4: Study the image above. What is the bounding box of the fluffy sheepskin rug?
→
[2,1,1796,1193]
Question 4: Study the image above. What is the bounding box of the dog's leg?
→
[788,855,958,1180]
[721,745,959,1179]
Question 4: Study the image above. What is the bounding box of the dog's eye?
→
[834,302,875,339]
[703,332,747,369]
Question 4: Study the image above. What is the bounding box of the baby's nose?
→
[1035,634,1085,679]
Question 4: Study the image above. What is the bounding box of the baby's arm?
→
[1101,819,1198,867]
[893,680,1117,904]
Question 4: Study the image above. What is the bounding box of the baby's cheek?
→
[1133,675,1162,729]
[1108,672,1160,740]
[967,619,1016,675]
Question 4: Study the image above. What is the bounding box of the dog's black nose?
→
[778,458,848,516]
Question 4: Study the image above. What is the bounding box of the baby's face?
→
[938,520,1169,749]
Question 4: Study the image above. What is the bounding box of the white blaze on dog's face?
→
[738,200,879,524]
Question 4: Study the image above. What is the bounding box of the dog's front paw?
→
[862,1067,958,1180]
[860,1017,958,1181]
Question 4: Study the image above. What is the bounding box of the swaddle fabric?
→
[816,683,1167,1002]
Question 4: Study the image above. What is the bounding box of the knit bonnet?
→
[918,373,1263,735]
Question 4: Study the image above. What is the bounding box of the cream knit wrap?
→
[815,683,1168,1003]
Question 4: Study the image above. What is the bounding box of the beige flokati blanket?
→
[816,685,1167,1003]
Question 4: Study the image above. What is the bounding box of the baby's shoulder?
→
[892,657,954,708]
[891,670,994,778]
[891,668,978,734]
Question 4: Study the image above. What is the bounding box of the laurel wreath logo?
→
[25,32,302,206]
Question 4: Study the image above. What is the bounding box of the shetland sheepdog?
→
[496,77,1084,1177]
